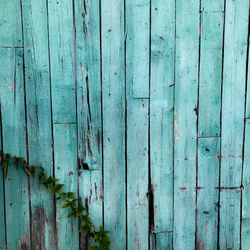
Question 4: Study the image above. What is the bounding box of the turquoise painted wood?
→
[242,120,250,249]
[150,0,174,242]
[126,0,149,249]
[197,138,220,249]
[74,0,103,247]
[219,0,249,249]
[0,48,30,249]
[198,11,223,137]
[1,0,250,249]
[101,0,126,249]
[21,0,57,249]
[174,0,199,249]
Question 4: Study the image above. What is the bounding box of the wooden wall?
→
[0,0,250,249]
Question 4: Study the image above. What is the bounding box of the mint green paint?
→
[1,0,250,249]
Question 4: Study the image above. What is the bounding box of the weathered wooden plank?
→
[198,12,223,137]
[0,105,6,249]
[0,0,22,47]
[150,0,175,237]
[219,0,249,248]
[150,232,173,250]
[127,99,149,250]
[197,138,220,249]
[242,119,250,249]
[101,0,126,248]
[174,0,199,249]
[126,0,149,98]
[74,0,102,248]
[220,190,241,249]
[21,0,57,249]
[126,0,149,248]
[246,53,250,119]
[0,48,30,249]
[47,0,76,123]
[201,0,224,12]
[78,170,103,248]
[53,124,79,249]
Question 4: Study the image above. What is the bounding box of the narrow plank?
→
[78,170,103,248]
[74,0,103,248]
[0,48,30,249]
[21,0,57,249]
[242,120,250,249]
[198,12,223,137]
[127,0,150,98]
[174,0,199,249]
[220,190,241,249]
[126,0,149,248]
[101,0,126,248]
[0,105,6,249]
[201,0,224,12]
[246,50,250,119]
[150,232,173,250]
[127,99,149,250]
[150,0,175,239]
[47,0,76,123]
[197,138,220,249]
[0,0,22,47]
[220,0,249,248]
[53,124,78,249]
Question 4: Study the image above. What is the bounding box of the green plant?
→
[0,150,110,250]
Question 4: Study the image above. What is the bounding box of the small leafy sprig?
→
[0,150,110,250]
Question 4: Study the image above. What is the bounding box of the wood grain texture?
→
[74,0,103,248]
[126,0,149,248]
[150,0,175,235]
[101,0,126,249]
[197,138,220,249]
[127,0,150,99]
[0,1,249,249]
[0,0,22,47]
[150,232,173,250]
[174,0,199,249]
[0,105,6,249]
[242,119,250,250]
[47,0,76,123]
[0,48,30,249]
[21,0,57,248]
[198,11,223,137]
[53,124,79,249]
[201,0,224,12]
[219,0,249,248]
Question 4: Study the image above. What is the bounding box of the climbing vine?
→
[0,151,110,250]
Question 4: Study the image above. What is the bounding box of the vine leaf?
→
[0,150,110,250]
